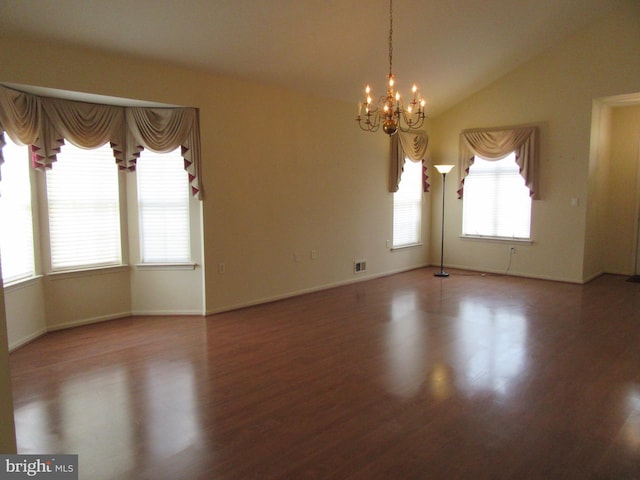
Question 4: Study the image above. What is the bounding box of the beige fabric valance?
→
[41,97,127,168]
[458,125,538,199]
[0,87,43,178]
[126,107,201,197]
[389,131,429,193]
[0,85,202,198]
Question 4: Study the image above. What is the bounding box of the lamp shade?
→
[434,164,455,174]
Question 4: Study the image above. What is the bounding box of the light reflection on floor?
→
[145,360,202,459]
[384,291,427,398]
[383,291,527,400]
[623,385,640,451]
[456,298,527,397]
[13,358,204,479]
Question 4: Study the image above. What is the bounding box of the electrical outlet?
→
[218,262,226,274]
[311,249,317,260]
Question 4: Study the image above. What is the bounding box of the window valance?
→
[389,131,429,193]
[0,85,202,199]
[0,86,42,176]
[458,125,538,200]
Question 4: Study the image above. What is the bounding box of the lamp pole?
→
[434,165,454,277]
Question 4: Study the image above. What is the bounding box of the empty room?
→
[0,0,639,478]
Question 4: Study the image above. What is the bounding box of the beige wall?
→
[584,101,612,280]
[602,105,640,274]
[0,263,17,453]
[4,279,46,349]
[202,83,430,312]
[0,31,430,317]
[43,269,132,330]
[428,1,640,283]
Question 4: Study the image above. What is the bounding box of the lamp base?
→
[434,271,449,278]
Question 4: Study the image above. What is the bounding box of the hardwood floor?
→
[9,268,640,479]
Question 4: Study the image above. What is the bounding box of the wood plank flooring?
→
[8,268,640,479]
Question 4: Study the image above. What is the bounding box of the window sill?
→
[48,264,129,280]
[460,235,532,245]
[135,263,197,271]
[391,242,424,251]
[3,275,43,292]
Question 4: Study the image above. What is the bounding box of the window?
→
[136,148,191,263]
[46,143,122,270]
[462,153,531,239]
[393,159,423,247]
[0,136,35,283]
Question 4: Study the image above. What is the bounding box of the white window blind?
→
[136,148,191,263]
[0,136,35,283]
[462,153,531,239]
[393,159,423,247]
[46,142,122,270]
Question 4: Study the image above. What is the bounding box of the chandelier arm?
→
[397,112,426,132]
[357,110,382,131]
[357,118,381,132]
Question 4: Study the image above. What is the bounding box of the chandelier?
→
[356,0,426,136]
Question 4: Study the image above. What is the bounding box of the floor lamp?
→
[434,165,454,277]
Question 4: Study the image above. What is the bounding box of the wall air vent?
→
[354,260,367,274]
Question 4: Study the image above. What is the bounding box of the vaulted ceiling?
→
[0,0,623,115]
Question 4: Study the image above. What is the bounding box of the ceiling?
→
[0,0,624,115]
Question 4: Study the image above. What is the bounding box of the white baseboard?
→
[9,309,206,351]
[130,309,204,316]
[46,311,132,332]
[9,328,48,352]
[205,263,429,315]
[444,263,584,284]
[582,270,606,283]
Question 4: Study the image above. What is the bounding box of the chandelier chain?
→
[388,0,393,77]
